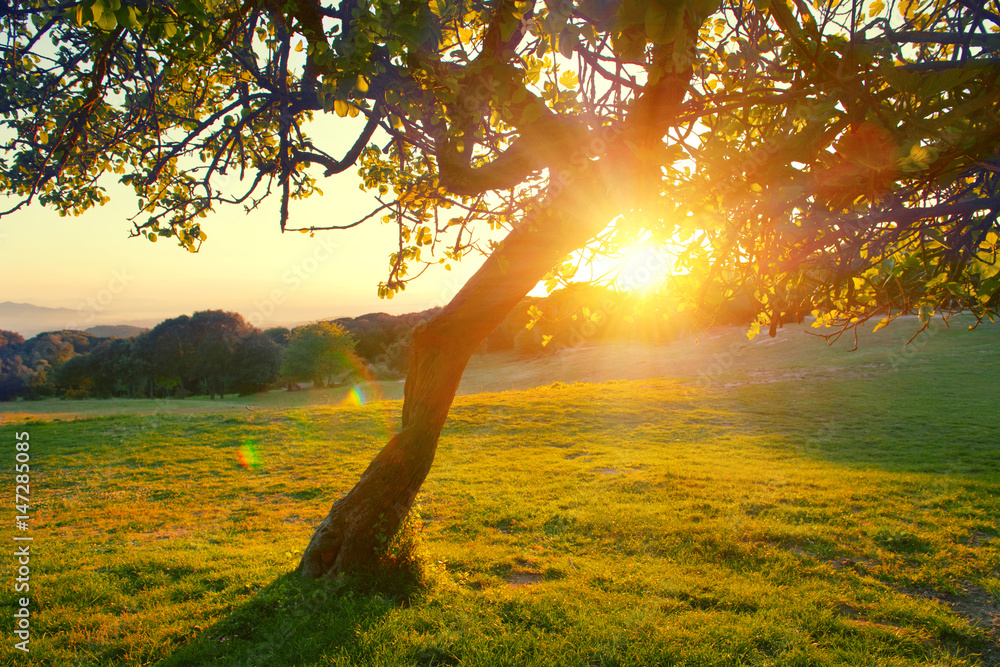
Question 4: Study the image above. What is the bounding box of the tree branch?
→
[887,30,1000,47]
[897,57,1000,72]
[290,109,381,176]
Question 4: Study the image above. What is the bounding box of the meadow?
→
[1,315,998,666]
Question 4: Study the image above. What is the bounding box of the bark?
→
[298,69,692,579]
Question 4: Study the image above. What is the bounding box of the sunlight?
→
[583,239,677,294]
[613,243,676,293]
[528,239,677,297]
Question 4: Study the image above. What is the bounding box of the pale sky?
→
[0,134,490,331]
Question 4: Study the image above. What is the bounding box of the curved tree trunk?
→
[299,69,691,579]
[298,182,615,578]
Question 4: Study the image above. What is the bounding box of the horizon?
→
[0,297,439,339]
[0,120,492,337]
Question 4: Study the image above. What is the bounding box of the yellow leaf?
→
[558,70,578,89]
[356,75,369,93]
[295,41,303,52]
[868,0,885,16]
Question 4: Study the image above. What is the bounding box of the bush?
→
[513,327,544,357]
[367,510,429,599]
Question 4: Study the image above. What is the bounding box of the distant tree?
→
[143,315,196,397]
[139,310,264,397]
[0,330,28,401]
[189,310,255,398]
[264,327,291,347]
[26,333,76,367]
[57,337,150,398]
[230,332,283,395]
[281,322,357,388]
[55,353,96,398]
[15,331,100,397]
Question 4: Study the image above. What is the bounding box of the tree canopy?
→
[280,320,357,387]
[3,0,998,337]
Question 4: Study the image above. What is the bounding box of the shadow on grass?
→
[725,364,1000,479]
[159,565,423,667]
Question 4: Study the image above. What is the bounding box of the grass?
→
[1,315,998,665]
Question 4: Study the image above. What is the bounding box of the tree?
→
[143,315,197,397]
[280,321,357,388]
[230,331,283,395]
[2,0,998,577]
[264,326,292,347]
[0,330,29,401]
[189,309,256,398]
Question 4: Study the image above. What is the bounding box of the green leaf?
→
[96,10,118,30]
[520,102,542,125]
[558,26,577,59]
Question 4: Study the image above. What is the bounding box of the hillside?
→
[83,324,148,338]
[3,314,995,421]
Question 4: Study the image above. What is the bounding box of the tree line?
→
[1,311,351,401]
[0,284,770,402]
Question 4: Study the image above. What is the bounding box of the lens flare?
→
[237,440,261,470]
[328,349,397,443]
[342,385,366,407]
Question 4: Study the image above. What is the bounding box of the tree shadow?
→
[158,566,423,667]
[722,364,1000,479]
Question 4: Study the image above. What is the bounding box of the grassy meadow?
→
[1,315,999,666]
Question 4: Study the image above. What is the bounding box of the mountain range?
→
[0,302,161,338]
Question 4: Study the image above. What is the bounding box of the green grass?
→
[1,315,999,665]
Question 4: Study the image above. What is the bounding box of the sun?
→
[584,241,675,294]
[528,238,677,297]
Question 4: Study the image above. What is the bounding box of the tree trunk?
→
[298,169,619,578]
[298,68,692,578]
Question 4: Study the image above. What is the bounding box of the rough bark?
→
[298,69,692,579]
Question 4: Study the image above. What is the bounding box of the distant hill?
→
[0,301,160,338]
[84,325,148,338]
[0,301,83,337]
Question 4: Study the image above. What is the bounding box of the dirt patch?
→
[504,571,544,588]
[900,584,1000,664]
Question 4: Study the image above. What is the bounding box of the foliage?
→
[0,311,283,401]
[2,0,997,336]
[230,331,284,395]
[280,320,358,387]
[335,309,440,374]
[264,326,292,347]
[0,329,102,398]
[140,309,280,398]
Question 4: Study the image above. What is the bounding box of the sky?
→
[0,135,491,332]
